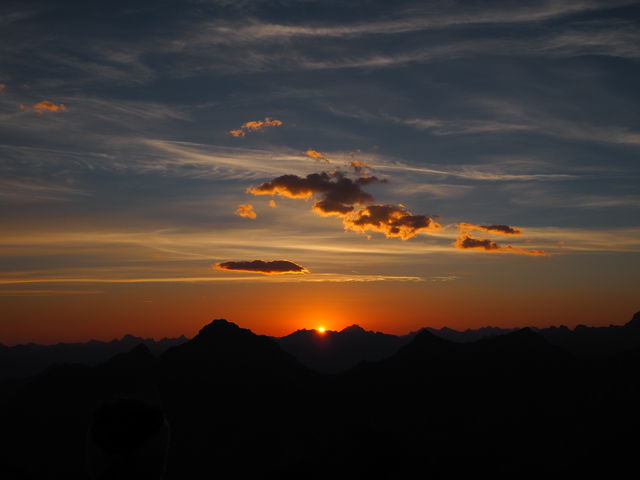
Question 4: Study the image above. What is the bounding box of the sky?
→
[1,0,639,344]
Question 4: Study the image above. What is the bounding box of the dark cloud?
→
[248,170,440,238]
[455,234,547,256]
[459,223,522,235]
[248,171,375,216]
[215,260,309,274]
[345,204,441,240]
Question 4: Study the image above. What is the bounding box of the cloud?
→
[344,204,441,240]
[350,159,369,175]
[248,171,377,215]
[248,170,439,239]
[198,2,634,43]
[235,203,256,219]
[19,100,68,114]
[459,223,522,235]
[215,259,308,275]
[305,149,331,163]
[229,117,282,137]
[455,234,547,256]
[0,179,86,203]
[268,199,277,208]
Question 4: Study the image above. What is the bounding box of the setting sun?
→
[317,327,326,333]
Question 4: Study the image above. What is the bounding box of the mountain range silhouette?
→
[4,312,640,378]
[1,312,639,479]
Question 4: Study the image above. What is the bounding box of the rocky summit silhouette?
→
[160,319,310,384]
[1,314,640,479]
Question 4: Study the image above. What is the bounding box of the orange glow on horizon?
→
[317,326,326,333]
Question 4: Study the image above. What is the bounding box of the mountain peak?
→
[197,319,244,337]
[340,324,367,334]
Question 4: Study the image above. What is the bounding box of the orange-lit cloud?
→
[344,204,441,240]
[459,222,522,235]
[33,101,67,113]
[0,83,6,93]
[455,234,548,256]
[248,170,442,239]
[268,199,278,208]
[215,259,309,274]
[248,171,380,215]
[306,149,331,163]
[235,203,257,219]
[20,100,68,114]
[229,117,283,137]
[350,159,369,175]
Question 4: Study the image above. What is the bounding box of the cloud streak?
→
[455,234,548,256]
[215,259,309,275]
[459,223,522,235]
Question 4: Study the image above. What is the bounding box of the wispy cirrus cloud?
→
[194,2,636,43]
[0,272,425,285]
[0,178,86,203]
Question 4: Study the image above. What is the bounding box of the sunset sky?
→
[1,0,639,344]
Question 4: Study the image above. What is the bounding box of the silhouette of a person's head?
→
[87,398,170,480]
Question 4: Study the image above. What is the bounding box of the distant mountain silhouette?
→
[277,312,640,373]
[420,325,517,342]
[0,334,187,379]
[6,312,640,380]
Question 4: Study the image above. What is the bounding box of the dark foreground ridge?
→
[1,313,640,479]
